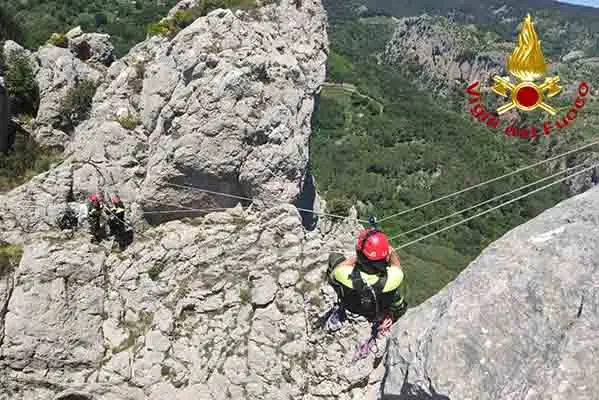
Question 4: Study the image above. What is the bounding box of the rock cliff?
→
[382,15,506,95]
[382,184,599,400]
[3,29,114,150]
[0,204,395,400]
[0,1,398,399]
[0,0,329,243]
[4,1,599,399]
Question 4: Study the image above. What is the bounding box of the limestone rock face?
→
[2,33,112,150]
[34,45,104,126]
[382,184,599,400]
[383,15,505,94]
[0,205,384,400]
[68,29,116,66]
[0,1,394,398]
[0,0,328,241]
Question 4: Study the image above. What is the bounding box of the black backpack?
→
[351,267,387,321]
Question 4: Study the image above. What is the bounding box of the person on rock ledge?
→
[107,195,126,236]
[86,193,104,243]
[324,226,407,334]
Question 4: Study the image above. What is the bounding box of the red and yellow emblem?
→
[491,14,562,115]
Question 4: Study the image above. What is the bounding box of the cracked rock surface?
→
[382,185,599,400]
[0,3,393,397]
[0,205,389,399]
[0,0,328,242]
[382,15,504,94]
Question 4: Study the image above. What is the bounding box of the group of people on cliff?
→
[59,191,405,336]
[86,193,127,243]
[57,193,128,244]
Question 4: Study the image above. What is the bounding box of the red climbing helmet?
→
[355,227,390,272]
[88,193,98,203]
[111,195,121,204]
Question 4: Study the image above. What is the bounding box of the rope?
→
[102,205,152,241]
[162,181,369,223]
[393,161,599,249]
[142,198,203,211]
[390,163,584,241]
[141,198,233,214]
[352,322,380,363]
[164,182,253,202]
[142,207,230,215]
[378,138,599,223]
[351,315,393,363]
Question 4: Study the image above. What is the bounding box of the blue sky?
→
[558,0,599,7]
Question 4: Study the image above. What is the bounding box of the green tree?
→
[0,5,22,42]
[5,53,39,115]
[57,80,97,130]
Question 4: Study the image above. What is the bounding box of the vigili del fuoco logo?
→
[465,14,590,139]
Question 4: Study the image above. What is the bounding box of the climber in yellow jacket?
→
[324,227,407,332]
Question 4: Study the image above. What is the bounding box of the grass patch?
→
[148,262,165,281]
[117,113,139,130]
[239,287,250,303]
[0,242,23,278]
[112,311,154,353]
[46,32,68,47]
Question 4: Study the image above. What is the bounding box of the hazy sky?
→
[558,0,599,7]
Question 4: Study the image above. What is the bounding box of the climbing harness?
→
[353,324,379,362]
[350,216,392,362]
[351,313,394,363]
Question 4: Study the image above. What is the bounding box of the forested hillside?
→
[324,0,599,57]
[0,0,178,55]
[313,1,599,305]
[0,5,22,43]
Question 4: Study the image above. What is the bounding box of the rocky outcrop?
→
[382,184,599,399]
[0,0,328,242]
[2,33,113,150]
[383,15,506,94]
[67,26,116,66]
[0,1,393,397]
[0,204,389,400]
[34,45,104,140]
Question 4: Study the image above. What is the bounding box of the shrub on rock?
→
[147,0,258,39]
[0,242,22,277]
[47,32,69,48]
[57,79,97,130]
[4,52,39,116]
[117,113,139,130]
